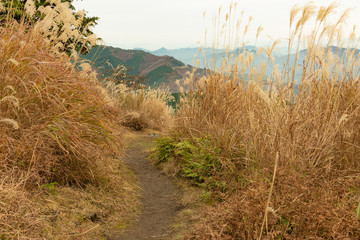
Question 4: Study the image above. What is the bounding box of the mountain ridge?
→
[83,45,207,92]
[83,45,360,92]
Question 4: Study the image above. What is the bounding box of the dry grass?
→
[0,12,137,240]
[0,1,172,239]
[0,160,138,239]
[166,2,360,239]
[106,82,174,131]
[0,21,119,186]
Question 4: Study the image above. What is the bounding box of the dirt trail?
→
[115,133,181,240]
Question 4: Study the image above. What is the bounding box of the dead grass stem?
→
[172,2,360,239]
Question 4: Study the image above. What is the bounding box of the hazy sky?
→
[73,0,360,50]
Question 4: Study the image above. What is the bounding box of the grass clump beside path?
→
[107,82,174,131]
[153,3,360,239]
[0,21,138,239]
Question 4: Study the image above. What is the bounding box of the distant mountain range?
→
[145,46,360,77]
[149,47,256,68]
[138,46,272,68]
[83,45,360,92]
[82,46,207,92]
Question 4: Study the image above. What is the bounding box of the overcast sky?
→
[73,0,360,51]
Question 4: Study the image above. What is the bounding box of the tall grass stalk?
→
[178,2,360,171]
[0,2,131,238]
[104,67,175,131]
[174,2,360,238]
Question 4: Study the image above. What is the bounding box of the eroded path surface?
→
[116,133,181,240]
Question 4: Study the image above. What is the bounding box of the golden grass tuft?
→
[167,2,360,238]
[0,21,121,186]
[106,82,174,131]
[0,19,139,239]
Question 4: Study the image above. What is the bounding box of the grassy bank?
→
[0,15,141,239]
[153,3,360,239]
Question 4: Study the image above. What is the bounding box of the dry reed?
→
[104,73,174,131]
[0,2,137,238]
[172,2,360,238]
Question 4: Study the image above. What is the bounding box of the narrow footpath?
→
[116,132,181,240]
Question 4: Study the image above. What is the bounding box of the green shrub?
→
[153,136,176,164]
[153,136,225,190]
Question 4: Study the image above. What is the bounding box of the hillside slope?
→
[83,46,207,92]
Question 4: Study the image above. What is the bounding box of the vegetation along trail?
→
[116,132,181,240]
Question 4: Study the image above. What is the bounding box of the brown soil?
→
[113,132,181,240]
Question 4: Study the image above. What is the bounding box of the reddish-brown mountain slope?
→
[83,45,207,92]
